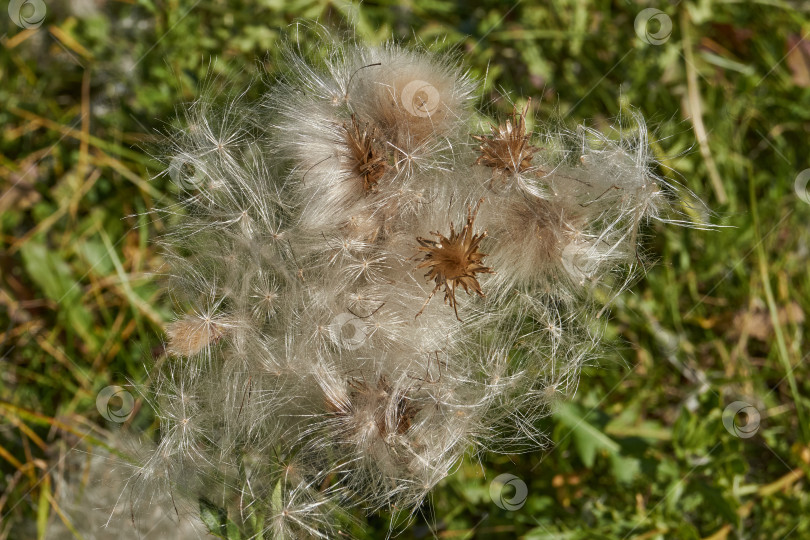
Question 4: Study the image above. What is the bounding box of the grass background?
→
[1,0,809,538]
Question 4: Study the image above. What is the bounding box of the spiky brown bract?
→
[415,199,494,321]
[139,24,705,539]
[342,114,388,194]
[473,99,540,181]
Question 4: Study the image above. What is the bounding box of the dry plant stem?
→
[681,9,727,204]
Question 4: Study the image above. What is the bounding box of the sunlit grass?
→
[1,1,808,538]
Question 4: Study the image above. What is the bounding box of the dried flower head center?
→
[425,241,471,279]
[473,99,539,178]
[415,199,494,320]
[342,114,388,194]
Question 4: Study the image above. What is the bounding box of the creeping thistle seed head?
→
[351,45,477,152]
[474,99,541,182]
[342,114,388,195]
[415,199,494,321]
[136,28,706,538]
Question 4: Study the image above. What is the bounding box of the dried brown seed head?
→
[165,314,228,357]
[342,114,388,195]
[473,99,540,180]
[415,199,494,321]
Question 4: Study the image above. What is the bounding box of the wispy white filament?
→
[138,27,707,537]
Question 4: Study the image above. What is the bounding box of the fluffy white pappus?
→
[266,35,476,244]
[265,478,354,540]
[301,360,485,512]
[474,109,700,307]
[48,444,208,540]
[349,44,477,149]
[136,26,706,538]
